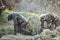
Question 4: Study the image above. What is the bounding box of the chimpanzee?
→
[40,13,56,30]
[54,16,60,27]
[7,13,33,35]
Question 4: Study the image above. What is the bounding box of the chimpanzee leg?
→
[41,21,44,28]
[54,22,59,29]
[17,21,28,32]
[47,22,50,29]
[20,28,32,35]
[47,22,52,30]
[50,23,54,30]
[18,25,32,35]
[14,24,17,35]
[17,26,19,33]
[17,25,23,33]
[39,28,43,34]
[55,24,57,29]
[18,23,33,35]
[40,19,44,33]
[40,17,44,29]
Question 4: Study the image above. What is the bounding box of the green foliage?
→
[16,12,40,18]
[0,27,14,38]
[0,13,8,23]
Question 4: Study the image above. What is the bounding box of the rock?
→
[53,26,60,37]
[1,34,41,40]
[40,29,55,40]
[52,36,60,40]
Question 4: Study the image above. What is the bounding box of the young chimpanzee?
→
[40,13,56,30]
[7,13,33,35]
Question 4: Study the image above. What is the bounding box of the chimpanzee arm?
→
[18,15,28,28]
[40,17,44,28]
[13,16,18,35]
[19,23,32,35]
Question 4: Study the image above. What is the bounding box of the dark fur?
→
[7,13,33,35]
[40,14,57,30]
[54,16,60,27]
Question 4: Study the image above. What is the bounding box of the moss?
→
[0,13,8,23]
[0,27,14,38]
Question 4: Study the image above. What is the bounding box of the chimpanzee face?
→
[7,14,13,21]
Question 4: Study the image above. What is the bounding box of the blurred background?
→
[14,0,60,15]
[0,0,60,40]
